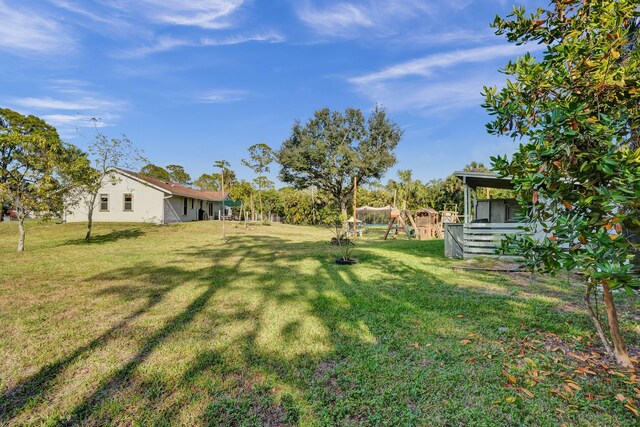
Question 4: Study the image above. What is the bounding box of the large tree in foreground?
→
[277,106,403,216]
[0,109,89,251]
[483,0,640,367]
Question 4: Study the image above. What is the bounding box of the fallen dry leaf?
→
[616,394,627,402]
[460,339,471,346]
[502,370,517,384]
[521,387,534,398]
[566,382,581,391]
[625,403,639,417]
[563,385,574,397]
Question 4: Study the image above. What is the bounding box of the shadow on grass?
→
[0,264,189,421]
[1,233,634,425]
[64,228,146,245]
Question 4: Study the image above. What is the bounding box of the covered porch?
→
[445,171,527,259]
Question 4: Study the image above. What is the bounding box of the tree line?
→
[1,106,416,250]
[0,104,511,252]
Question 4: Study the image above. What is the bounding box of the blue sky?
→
[0,0,545,185]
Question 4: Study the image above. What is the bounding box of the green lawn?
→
[1,221,638,426]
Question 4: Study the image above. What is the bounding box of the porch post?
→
[463,177,470,223]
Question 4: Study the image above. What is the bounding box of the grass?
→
[0,220,639,426]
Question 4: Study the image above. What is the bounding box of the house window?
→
[99,194,109,211]
[183,197,188,215]
[191,198,194,209]
[123,194,133,211]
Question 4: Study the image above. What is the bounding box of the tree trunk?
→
[584,285,613,356]
[221,170,226,242]
[17,217,25,252]
[85,208,94,240]
[85,193,97,241]
[340,199,348,217]
[259,192,264,222]
[602,282,633,368]
[15,195,26,252]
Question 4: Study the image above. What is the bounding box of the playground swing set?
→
[383,208,443,240]
[352,205,460,241]
[346,177,460,242]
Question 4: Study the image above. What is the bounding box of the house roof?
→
[114,168,229,202]
[453,171,514,190]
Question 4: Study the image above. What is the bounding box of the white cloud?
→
[119,32,284,57]
[397,29,496,48]
[10,96,124,111]
[40,113,115,139]
[296,0,440,38]
[48,0,118,25]
[201,32,285,46]
[355,78,495,115]
[298,2,373,36]
[42,114,111,128]
[350,44,534,86]
[4,81,127,137]
[117,36,191,57]
[116,0,246,29]
[43,0,254,57]
[199,89,248,103]
[0,0,74,55]
[347,41,542,116]
[150,0,244,29]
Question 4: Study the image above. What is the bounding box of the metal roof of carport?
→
[453,171,514,190]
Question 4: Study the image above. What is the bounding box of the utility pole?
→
[214,160,230,242]
[221,169,226,241]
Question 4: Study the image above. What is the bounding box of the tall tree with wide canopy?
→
[166,164,192,186]
[483,0,640,367]
[194,169,237,192]
[242,143,275,176]
[277,106,403,216]
[194,173,218,191]
[0,109,90,251]
[140,163,169,181]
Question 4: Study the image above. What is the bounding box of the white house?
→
[64,168,231,225]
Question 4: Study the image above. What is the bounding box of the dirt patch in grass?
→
[313,360,338,380]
